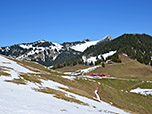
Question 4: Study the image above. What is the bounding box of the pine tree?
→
[102,62,105,67]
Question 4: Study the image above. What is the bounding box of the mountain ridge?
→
[0,35,113,67]
[1,33,152,67]
[82,33,152,65]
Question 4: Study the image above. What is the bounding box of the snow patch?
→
[62,76,76,80]
[79,65,102,74]
[130,88,152,96]
[71,40,99,52]
[52,43,63,52]
[94,87,102,102]
[19,44,33,49]
[41,79,69,90]
[102,51,117,60]
[82,51,116,65]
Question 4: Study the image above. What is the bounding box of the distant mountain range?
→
[0,34,152,67]
[0,35,113,67]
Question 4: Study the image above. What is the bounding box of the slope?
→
[89,54,152,80]
[0,55,130,114]
[83,34,152,65]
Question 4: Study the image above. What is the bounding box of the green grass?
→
[132,81,152,89]
[94,78,152,114]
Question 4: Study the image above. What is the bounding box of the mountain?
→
[0,40,81,67]
[1,34,152,67]
[0,35,113,67]
[82,34,152,65]
[97,35,114,44]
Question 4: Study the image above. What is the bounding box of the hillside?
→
[90,54,152,80]
[55,55,152,114]
[83,34,152,65]
[0,55,131,114]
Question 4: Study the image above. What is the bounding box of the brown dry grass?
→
[5,78,26,85]
[0,71,10,76]
[39,74,98,100]
[90,56,152,80]
[33,87,89,105]
[20,73,42,84]
[0,66,11,76]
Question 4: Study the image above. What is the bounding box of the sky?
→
[0,0,152,46]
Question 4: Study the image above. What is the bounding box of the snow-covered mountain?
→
[70,40,99,52]
[0,35,113,67]
[0,55,130,114]
[0,40,81,66]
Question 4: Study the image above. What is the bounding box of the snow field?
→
[82,50,117,64]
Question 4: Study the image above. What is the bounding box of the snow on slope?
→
[52,43,63,51]
[0,55,33,73]
[18,42,63,61]
[71,40,99,52]
[70,35,113,52]
[130,88,152,96]
[84,56,97,64]
[0,55,130,114]
[94,86,102,102]
[82,50,117,64]
[79,65,102,74]
[19,41,62,52]
[0,55,34,79]
[63,65,102,76]
[102,51,117,60]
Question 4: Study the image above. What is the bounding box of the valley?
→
[0,52,152,114]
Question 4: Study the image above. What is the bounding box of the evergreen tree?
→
[89,61,93,66]
[102,62,105,67]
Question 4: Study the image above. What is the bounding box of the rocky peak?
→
[103,35,114,41]
[82,39,90,42]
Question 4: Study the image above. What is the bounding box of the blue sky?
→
[0,0,152,46]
